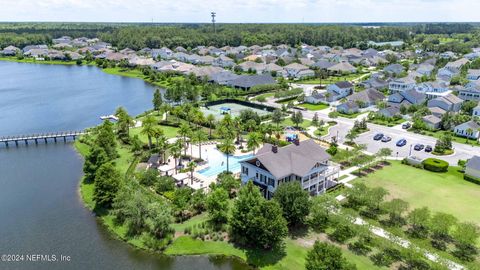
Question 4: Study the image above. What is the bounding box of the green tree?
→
[312,112,319,127]
[273,182,311,227]
[192,129,208,160]
[83,146,109,183]
[206,187,230,226]
[246,132,262,154]
[178,123,192,156]
[309,194,339,231]
[452,222,480,261]
[407,207,431,238]
[382,198,409,226]
[430,212,457,240]
[141,115,157,149]
[271,109,284,127]
[115,107,133,140]
[152,88,163,114]
[306,241,357,270]
[170,140,182,174]
[206,114,216,138]
[219,138,236,173]
[94,163,121,209]
[291,111,304,128]
[229,181,288,249]
[95,120,118,160]
[186,161,197,185]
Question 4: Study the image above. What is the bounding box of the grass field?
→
[296,73,366,85]
[166,234,384,270]
[356,161,480,225]
[0,56,80,65]
[281,118,312,129]
[298,103,329,111]
[411,129,480,146]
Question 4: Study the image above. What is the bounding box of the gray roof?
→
[247,139,330,179]
[347,88,385,104]
[228,74,276,89]
[312,60,335,69]
[466,156,480,170]
[334,81,353,89]
[422,115,441,125]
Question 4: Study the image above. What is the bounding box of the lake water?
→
[0,61,249,270]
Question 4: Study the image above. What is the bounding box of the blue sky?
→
[1,0,478,23]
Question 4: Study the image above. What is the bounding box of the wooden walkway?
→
[0,131,86,147]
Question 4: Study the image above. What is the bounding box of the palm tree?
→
[157,135,169,164]
[170,141,182,174]
[192,129,208,160]
[233,118,243,146]
[187,161,197,185]
[247,132,262,154]
[206,114,216,138]
[466,127,474,143]
[153,127,164,148]
[141,115,156,149]
[178,123,192,156]
[219,138,236,173]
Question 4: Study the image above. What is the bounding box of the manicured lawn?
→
[281,118,312,129]
[315,122,336,137]
[130,124,179,143]
[356,161,480,225]
[298,103,329,111]
[101,67,185,88]
[296,73,367,85]
[172,213,208,233]
[338,111,366,119]
[166,235,383,270]
[253,92,275,101]
[368,118,405,127]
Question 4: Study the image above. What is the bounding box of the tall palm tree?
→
[206,114,216,138]
[233,118,243,146]
[178,123,192,156]
[192,129,208,160]
[247,132,262,154]
[157,135,169,164]
[219,138,236,173]
[141,115,156,149]
[170,141,182,174]
[187,161,197,185]
[153,127,164,148]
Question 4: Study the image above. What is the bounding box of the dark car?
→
[396,139,407,147]
[402,122,411,129]
[414,144,425,151]
[373,133,384,141]
[381,136,392,142]
[425,145,432,152]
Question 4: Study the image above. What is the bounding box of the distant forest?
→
[0,22,477,50]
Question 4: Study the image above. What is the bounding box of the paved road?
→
[263,97,479,164]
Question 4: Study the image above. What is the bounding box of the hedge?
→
[464,174,480,185]
[422,158,449,172]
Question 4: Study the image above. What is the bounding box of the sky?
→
[1,0,479,23]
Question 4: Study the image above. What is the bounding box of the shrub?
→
[464,174,480,185]
[422,158,449,172]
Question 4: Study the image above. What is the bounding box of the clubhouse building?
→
[240,139,340,199]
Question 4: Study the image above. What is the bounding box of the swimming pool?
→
[198,148,254,177]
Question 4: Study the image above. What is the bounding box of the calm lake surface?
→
[0,61,249,270]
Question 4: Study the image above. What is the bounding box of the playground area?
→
[201,102,271,119]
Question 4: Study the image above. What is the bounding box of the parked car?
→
[402,122,411,129]
[414,144,425,151]
[373,133,384,141]
[425,145,432,152]
[381,136,392,142]
[396,139,407,147]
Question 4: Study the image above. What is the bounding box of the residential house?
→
[422,115,442,130]
[359,77,389,90]
[465,156,480,179]
[467,69,480,81]
[327,81,354,101]
[377,106,401,118]
[238,61,267,74]
[388,89,426,108]
[429,106,447,118]
[427,94,463,112]
[304,91,327,104]
[384,64,404,76]
[337,101,360,114]
[327,62,357,73]
[172,52,189,62]
[52,36,72,44]
[454,121,480,139]
[473,103,480,117]
[128,56,155,67]
[312,60,335,70]
[264,63,285,77]
[388,76,416,93]
[0,45,20,56]
[438,58,469,80]
[227,74,276,90]
[416,63,435,77]
[190,66,224,79]
[440,51,456,59]
[212,55,235,68]
[346,88,385,107]
[209,71,240,85]
[415,81,451,99]
[283,63,314,79]
[240,139,340,198]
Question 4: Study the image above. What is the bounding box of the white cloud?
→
[0,0,478,22]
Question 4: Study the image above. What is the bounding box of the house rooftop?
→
[247,139,331,180]
[466,156,480,171]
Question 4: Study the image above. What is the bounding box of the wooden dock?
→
[0,131,86,147]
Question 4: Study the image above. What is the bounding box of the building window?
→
[268,178,275,187]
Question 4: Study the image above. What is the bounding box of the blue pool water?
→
[198,149,253,177]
